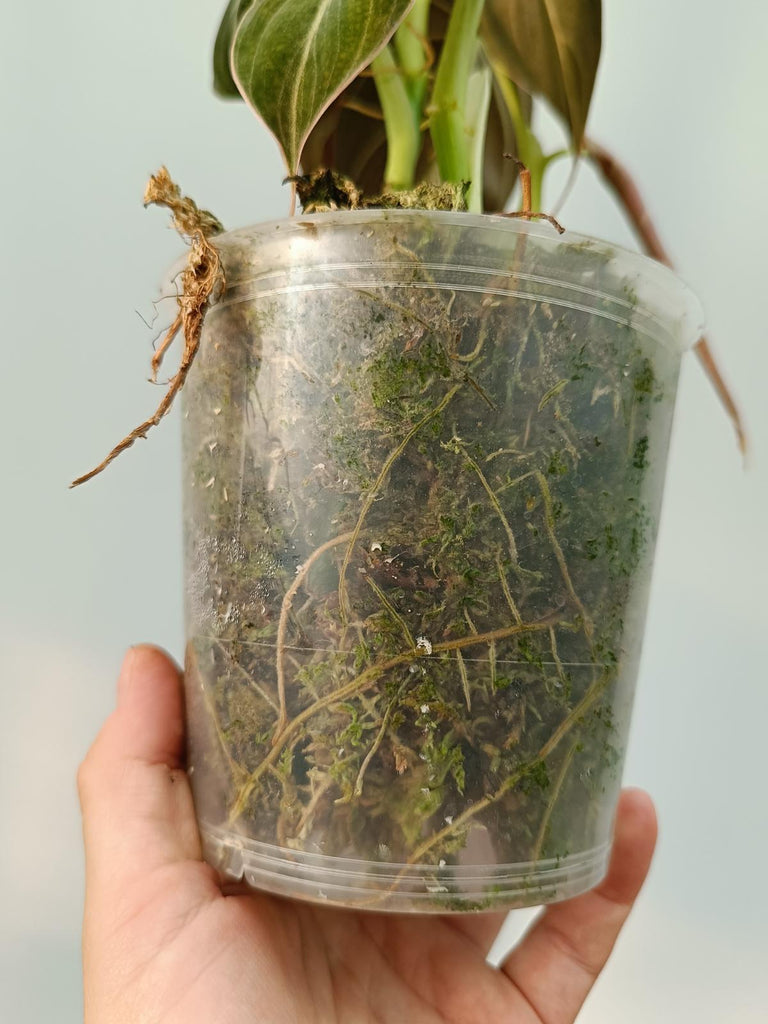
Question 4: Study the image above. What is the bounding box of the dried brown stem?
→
[291,773,336,841]
[548,625,567,687]
[448,436,520,565]
[520,165,532,214]
[495,551,522,625]
[273,532,355,744]
[456,648,471,711]
[352,685,404,798]
[363,574,415,648]
[530,739,579,865]
[694,337,747,455]
[585,138,747,454]
[212,638,279,714]
[503,210,566,235]
[338,385,461,622]
[150,323,179,382]
[500,155,565,233]
[534,470,594,645]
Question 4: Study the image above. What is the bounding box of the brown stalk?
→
[585,138,747,455]
[534,470,594,645]
[273,532,355,744]
[500,156,565,234]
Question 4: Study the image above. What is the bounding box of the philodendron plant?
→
[214,0,597,215]
[212,0,742,444]
[74,1,743,913]
[72,0,743,487]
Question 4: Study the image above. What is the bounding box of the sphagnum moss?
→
[182,214,680,909]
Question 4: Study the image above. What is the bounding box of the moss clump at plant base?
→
[181,213,680,909]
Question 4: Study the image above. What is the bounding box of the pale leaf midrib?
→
[289,0,335,167]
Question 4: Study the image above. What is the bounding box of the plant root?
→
[70,168,225,487]
[273,531,355,745]
[338,384,461,623]
[228,611,562,824]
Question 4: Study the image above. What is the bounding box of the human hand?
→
[79,645,657,1023]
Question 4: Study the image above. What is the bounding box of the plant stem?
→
[371,44,421,190]
[213,638,279,714]
[447,435,519,565]
[393,0,431,112]
[495,551,522,624]
[548,626,568,687]
[530,740,579,865]
[338,384,461,623]
[187,643,248,786]
[492,70,545,211]
[364,574,415,648]
[429,0,486,185]
[273,531,355,742]
[456,648,471,710]
[353,685,404,797]
[534,470,594,645]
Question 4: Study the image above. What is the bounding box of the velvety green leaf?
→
[481,0,601,146]
[213,0,253,98]
[232,0,414,174]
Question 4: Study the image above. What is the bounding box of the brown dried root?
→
[70,168,225,488]
[143,166,224,239]
[584,138,747,455]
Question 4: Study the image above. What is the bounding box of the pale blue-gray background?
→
[1,2,767,1020]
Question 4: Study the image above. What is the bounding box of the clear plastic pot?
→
[181,211,702,913]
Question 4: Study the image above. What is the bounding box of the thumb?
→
[78,645,203,885]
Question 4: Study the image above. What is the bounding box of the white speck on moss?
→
[416,636,432,655]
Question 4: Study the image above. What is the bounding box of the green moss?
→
[182,225,675,902]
